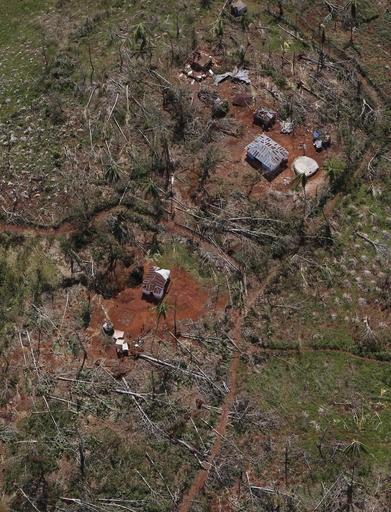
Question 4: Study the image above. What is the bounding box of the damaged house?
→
[182,50,214,82]
[142,266,171,301]
[245,134,288,173]
[253,107,276,130]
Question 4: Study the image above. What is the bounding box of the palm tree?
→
[143,179,159,200]
[153,300,174,332]
[134,23,147,52]
[104,163,120,184]
[325,156,346,188]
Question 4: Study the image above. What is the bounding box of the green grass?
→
[239,351,391,477]
[151,241,224,286]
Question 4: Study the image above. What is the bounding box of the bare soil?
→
[87,264,225,359]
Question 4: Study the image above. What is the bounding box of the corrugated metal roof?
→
[245,134,288,172]
[142,267,170,296]
[214,68,250,85]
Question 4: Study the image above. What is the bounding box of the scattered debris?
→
[246,134,289,172]
[182,66,209,82]
[231,0,248,16]
[253,107,276,130]
[214,67,250,85]
[142,266,171,301]
[232,94,253,107]
[280,120,294,134]
[292,156,319,177]
[181,50,215,82]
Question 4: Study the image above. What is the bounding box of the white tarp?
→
[293,156,319,177]
[155,267,171,281]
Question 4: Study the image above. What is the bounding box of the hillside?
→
[0,1,391,511]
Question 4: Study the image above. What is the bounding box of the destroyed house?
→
[245,134,288,172]
[231,0,248,16]
[253,107,276,130]
[190,50,213,73]
[142,267,170,301]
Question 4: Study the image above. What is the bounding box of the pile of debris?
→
[253,107,276,130]
[182,50,214,82]
[280,120,294,134]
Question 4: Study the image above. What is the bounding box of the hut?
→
[293,156,319,177]
[245,134,288,172]
[253,107,276,130]
[231,0,248,16]
[142,266,170,301]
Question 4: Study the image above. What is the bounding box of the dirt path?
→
[177,265,281,512]
[0,221,75,236]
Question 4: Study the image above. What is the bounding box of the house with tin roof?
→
[245,133,288,173]
[142,267,170,302]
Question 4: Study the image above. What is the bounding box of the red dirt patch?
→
[214,83,331,200]
[87,265,218,356]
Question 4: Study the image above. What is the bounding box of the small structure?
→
[182,50,214,83]
[232,94,253,107]
[253,107,276,130]
[142,266,170,302]
[246,134,288,173]
[312,129,331,152]
[293,156,319,177]
[231,0,248,16]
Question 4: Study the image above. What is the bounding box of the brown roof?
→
[143,268,168,295]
